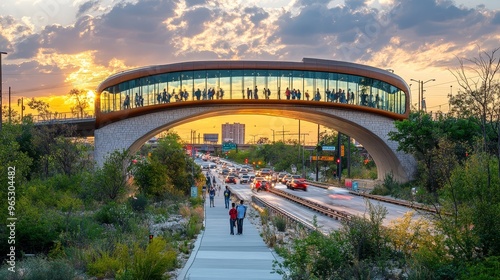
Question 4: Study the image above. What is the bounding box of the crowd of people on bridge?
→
[121,86,387,111]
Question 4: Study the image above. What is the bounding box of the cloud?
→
[76,0,100,18]
[493,11,500,25]
[9,34,40,59]
[243,6,270,26]
[1,0,500,105]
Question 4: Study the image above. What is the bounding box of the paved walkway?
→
[177,181,282,280]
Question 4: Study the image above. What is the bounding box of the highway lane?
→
[202,162,424,233]
[278,183,426,226]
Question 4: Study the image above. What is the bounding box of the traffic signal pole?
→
[337,132,342,182]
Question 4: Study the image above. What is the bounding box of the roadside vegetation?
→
[0,115,205,279]
[265,48,500,279]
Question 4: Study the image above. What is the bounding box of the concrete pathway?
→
[177,181,282,280]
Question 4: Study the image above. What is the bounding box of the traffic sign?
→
[222,142,237,152]
[322,146,335,151]
[310,156,334,161]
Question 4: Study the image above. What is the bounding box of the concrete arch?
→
[94,104,416,182]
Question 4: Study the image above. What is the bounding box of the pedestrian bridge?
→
[94,58,415,182]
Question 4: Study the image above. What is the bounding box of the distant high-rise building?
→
[221,123,245,144]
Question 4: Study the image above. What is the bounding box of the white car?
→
[240,175,250,184]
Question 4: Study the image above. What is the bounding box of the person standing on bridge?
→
[224,186,231,208]
[209,186,216,207]
[229,202,237,235]
[236,200,247,235]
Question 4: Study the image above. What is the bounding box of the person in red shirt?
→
[229,202,237,235]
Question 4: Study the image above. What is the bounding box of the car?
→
[251,179,270,192]
[326,187,351,201]
[240,175,250,184]
[250,176,265,188]
[277,172,288,181]
[284,174,304,186]
[201,163,210,170]
[287,179,307,191]
[225,175,237,184]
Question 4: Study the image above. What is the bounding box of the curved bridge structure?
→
[95,58,415,182]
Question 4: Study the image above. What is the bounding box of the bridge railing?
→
[30,111,95,124]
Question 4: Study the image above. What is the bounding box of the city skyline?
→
[1,0,499,141]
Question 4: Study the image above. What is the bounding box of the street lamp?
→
[410,78,435,111]
[0,51,7,131]
[270,129,275,143]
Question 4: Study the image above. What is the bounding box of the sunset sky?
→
[1,0,499,143]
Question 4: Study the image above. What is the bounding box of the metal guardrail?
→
[306,180,439,213]
[30,111,95,124]
[252,195,317,232]
[268,188,352,221]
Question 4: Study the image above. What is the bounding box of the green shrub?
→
[86,250,121,278]
[129,194,148,212]
[0,256,77,280]
[186,215,202,239]
[460,256,500,280]
[130,237,177,280]
[273,216,287,232]
[260,209,270,225]
[94,202,136,231]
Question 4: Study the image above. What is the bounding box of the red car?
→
[225,175,237,184]
[287,179,307,191]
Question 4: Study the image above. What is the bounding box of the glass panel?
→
[292,70,303,100]
[219,71,230,100]
[267,70,279,100]
[169,72,181,102]
[255,69,267,99]
[328,73,338,103]
[206,70,218,100]
[181,71,193,101]
[281,70,293,100]
[193,70,205,100]
[304,71,314,101]
[338,74,348,104]
[315,72,327,102]
[244,70,255,99]
[232,70,244,99]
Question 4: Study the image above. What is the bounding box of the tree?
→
[1,105,19,123]
[68,88,92,118]
[150,132,194,196]
[389,112,480,194]
[94,149,131,201]
[437,153,500,261]
[450,47,500,185]
[27,98,53,120]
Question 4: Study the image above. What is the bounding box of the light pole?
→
[0,51,7,131]
[410,78,435,111]
[270,129,275,143]
[421,79,435,112]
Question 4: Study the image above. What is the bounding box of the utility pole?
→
[8,86,11,123]
[316,124,319,181]
[275,126,290,142]
[0,51,7,131]
[337,132,342,182]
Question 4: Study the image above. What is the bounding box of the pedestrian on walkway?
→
[217,184,221,196]
[236,200,247,235]
[209,186,216,207]
[223,186,231,208]
[229,202,237,235]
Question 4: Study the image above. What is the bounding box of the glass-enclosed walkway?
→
[98,59,409,116]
